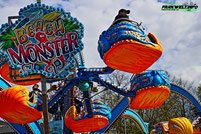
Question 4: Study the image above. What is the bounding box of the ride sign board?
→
[0,3,84,78]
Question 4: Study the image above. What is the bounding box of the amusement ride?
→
[0,1,200,134]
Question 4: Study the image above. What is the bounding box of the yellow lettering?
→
[26,24,35,37]
[45,22,53,35]
[14,29,28,44]
[35,20,43,32]
[53,19,65,36]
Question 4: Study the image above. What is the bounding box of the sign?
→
[0,3,84,78]
[49,120,63,134]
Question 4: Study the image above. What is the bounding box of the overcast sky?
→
[0,0,200,87]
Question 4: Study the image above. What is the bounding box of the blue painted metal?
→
[130,70,170,92]
[98,21,155,59]
[95,97,129,133]
[29,121,43,134]
[51,81,74,104]
[0,77,10,89]
[83,91,93,118]
[91,101,111,120]
[34,121,43,134]
[37,81,75,111]
[170,84,201,114]
[74,101,111,121]
[8,122,28,134]
[97,77,136,97]
[78,51,85,68]
[78,66,115,77]
[2,65,201,134]
[27,94,38,108]
[92,83,201,133]
[123,109,149,134]
[63,87,74,134]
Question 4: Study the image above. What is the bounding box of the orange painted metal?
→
[0,86,42,124]
[104,33,162,73]
[130,86,170,109]
[0,62,40,86]
[64,106,108,133]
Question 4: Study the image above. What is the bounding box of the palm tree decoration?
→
[0,28,18,51]
[64,19,80,33]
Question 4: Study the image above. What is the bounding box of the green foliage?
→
[63,19,80,33]
[0,28,17,51]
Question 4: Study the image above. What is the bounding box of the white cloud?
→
[0,0,200,87]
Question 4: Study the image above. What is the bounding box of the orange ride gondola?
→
[130,70,170,109]
[0,86,42,124]
[0,62,40,86]
[98,20,162,73]
[65,100,111,133]
[194,128,201,134]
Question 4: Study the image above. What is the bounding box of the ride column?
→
[63,70,76,134]
[79,81,93,118]
[41,75,49,134]
[63,87,74,134]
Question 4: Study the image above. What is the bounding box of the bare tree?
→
[98,70,130,108]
